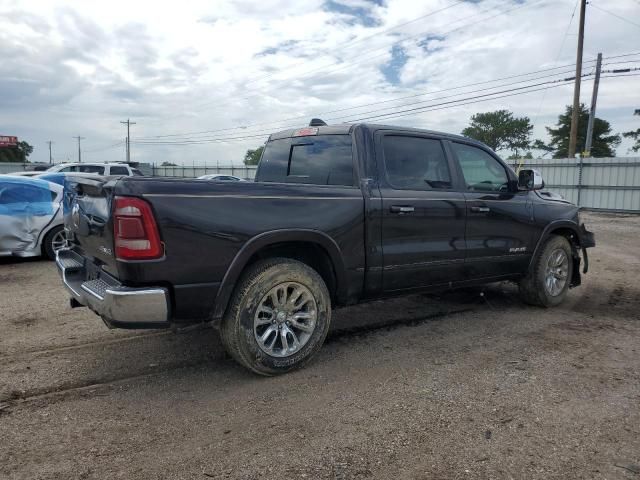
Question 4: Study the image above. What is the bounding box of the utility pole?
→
[120,119,136,163]
[568,0,587,158]
[584,53,602,157]
[73,136,85,163]
[46,141,53,164]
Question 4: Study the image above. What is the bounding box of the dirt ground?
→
[0,212,639,480]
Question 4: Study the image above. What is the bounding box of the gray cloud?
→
[54,7,109,62]
[0,13,88,109]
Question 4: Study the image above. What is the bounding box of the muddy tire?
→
[43,226,66,260]
[518,235,573,307]
[220,258,331,376]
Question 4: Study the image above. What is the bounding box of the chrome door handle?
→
[390,205,415,214]
[470,206,490,213]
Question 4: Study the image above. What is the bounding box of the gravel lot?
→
[1,212,639,480]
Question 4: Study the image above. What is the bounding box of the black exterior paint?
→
[64,123,594,326]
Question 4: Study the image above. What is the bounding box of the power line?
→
[133,76,589,145]
[605,51,640,59]
[134,64,639,144]
[600,72,640,78]
[137,51,639,142]
[129,72,638,146]
[590,3,640,30]
[326,71,588,123]
[139,67,584,142]
[138,60,606,141]
[344,72,640,123]
[144,62,640,143]
[344,76,588,123]
[132,132,274,145]
[135,71,587,144]
[601,67,640,73]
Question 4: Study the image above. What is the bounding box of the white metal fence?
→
[512,157,640,213]
[3,158,639,212]
[152,164,257,180]
[0,162,256,179]
[0,162,38,174]
[152,158,640,213]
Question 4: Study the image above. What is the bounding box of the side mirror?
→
[518,169,544,191]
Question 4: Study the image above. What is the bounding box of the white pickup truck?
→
[47,163,143,176]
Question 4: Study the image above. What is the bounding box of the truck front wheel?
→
[220,258,331,375]
[518,235,573,307]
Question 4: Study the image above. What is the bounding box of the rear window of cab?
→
[256,135,354,186]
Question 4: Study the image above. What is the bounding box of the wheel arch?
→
[38,220,64,255]
[530,220,584,286]
[212,229,347,320]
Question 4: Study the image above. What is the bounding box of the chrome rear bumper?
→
[56,248,170,329]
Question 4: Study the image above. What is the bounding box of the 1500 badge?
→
[509,247,527,253]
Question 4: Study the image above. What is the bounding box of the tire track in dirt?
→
[0,308,473,408]
[0,330,172,362]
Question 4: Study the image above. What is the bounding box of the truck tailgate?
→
[63,176,118,274]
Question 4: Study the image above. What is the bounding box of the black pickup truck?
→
[57,122,595,375]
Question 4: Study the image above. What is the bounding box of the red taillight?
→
[113,196,163,260]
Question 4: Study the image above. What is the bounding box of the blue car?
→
[0,175,65,259]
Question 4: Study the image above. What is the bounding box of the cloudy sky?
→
[1,0,639,166]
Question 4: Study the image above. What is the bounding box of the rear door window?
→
[109,166,129,175]
[382,136,451,190]
[257,135,354,186]
[78,165,105,174]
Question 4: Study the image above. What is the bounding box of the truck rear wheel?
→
[518,235,573,307]
[220,258,331,376]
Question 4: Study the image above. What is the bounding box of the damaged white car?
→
[0,175,65,260]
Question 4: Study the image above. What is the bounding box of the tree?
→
[507,151,533,160]
[160,161,178,166]
[623,128,640,153]
[622,109,640,153]
[538,104,621,158]
[0,141,34,163]
[531,139,554,156]
[243,145,264,166]
[461,110,533,157]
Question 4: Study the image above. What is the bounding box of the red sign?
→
[0,136,18,147]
